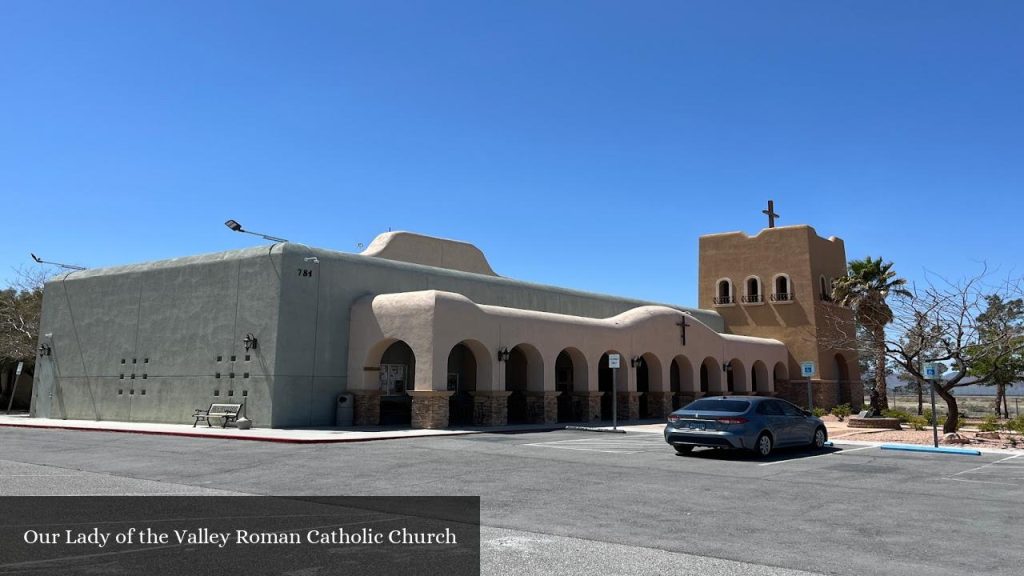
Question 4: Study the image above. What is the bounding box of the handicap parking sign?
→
[800,361,816,377]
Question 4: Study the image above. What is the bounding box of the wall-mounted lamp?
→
[243,333,258,351]
[224,219,289,243]
[304,257,320,264]
[497,347,511,362]
[631,355,643,368]
[38,344,52,357]
[723,361,733,373]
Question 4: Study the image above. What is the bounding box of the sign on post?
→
[800,361,816,378]
[608,354,620,369]
[923,362,943,380]
[6,362,24,414]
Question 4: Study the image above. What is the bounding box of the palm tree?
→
[832,257,912,415]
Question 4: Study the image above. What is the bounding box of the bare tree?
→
[823,267,1024,433]
[0,266,54,406]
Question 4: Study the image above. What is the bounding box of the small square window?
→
[142,374,147,379]
[214,390,220,397]
[144,358,149,364]
[129,389,134,395]
[228,390,234,397]
[229,372,235,379]
[245,354,250,361]
[141,389,146,395]
[243,372,249,379]
[132,358,137,364]
[215,373,221,379]
[120,359,126,364]
[217,355,222,362]
[119,374,124,380]
[118,389,123,395]
[130,374,135,380]
[230,355,236,362]
[242,390,248,397]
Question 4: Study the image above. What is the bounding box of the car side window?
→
[779,402,805,417]
[760,401,784,416]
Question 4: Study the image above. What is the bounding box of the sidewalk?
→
[0,413,652,444]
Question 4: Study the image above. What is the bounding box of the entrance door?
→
[379,363,411,425]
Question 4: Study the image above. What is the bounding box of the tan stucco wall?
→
[348,290,788,397]
[698,225,860,386]
[361,231,499,276]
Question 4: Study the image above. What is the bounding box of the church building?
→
[30,217,861,429]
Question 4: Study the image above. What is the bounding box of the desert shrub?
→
[811,407,827,417]
[1007,416,1024,434]
[978,415,1002,432]
[908,416,928,431]
[882,409,912,423]
[831,404,852,422]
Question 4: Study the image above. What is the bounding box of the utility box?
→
[336,393,354,427]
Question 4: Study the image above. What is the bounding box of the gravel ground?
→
[822,415,1024,450]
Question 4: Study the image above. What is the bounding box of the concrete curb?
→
[564,426,628,434]
[880,443,982,456]
[0,422,479,444]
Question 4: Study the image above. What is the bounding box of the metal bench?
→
[193,403,243,428]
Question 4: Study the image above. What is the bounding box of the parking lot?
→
[1,426,1022,576]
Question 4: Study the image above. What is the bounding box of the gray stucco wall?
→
[33,242,720,428]
[33,246,284,425]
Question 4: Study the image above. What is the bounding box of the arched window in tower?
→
[819,275,832,302]
[742,276,762,303]
[771,274,792,302]
[714,279,733,305]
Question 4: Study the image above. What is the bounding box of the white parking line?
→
[949,453,1021,478]
[757,444,877,466]
[523,437,665,454]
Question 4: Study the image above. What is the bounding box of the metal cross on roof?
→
[676,315,690,346]
[762,200,780,228]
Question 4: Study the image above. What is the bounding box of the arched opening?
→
[820,276,831,301]
[752,361,770,395]
[378,340,415,426]
[834,353,850,383]
[599,351,628,421]
[505,344,542,425]
[715,279,733,305]
[773,362,789,390]
[635,353,662,419]
[555,347,588,422]
[670,355,693,410]
[744,277,761,303]
[505,344,536,422]
[446,341,483,426]
[773,274,791,301]
[726,358,746,393]
[834,353,851,404]
[700,357,721,394]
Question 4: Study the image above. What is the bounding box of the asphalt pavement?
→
[1,426,1021,576]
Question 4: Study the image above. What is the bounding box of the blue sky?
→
[2,1,1021,306]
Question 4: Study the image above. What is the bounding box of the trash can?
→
[336,393,354,426]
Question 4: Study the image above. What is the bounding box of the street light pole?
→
[224,220,288,243]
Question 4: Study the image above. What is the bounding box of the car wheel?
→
[811,427,827,450]
[674,445,693,455]
[755,433,773,458]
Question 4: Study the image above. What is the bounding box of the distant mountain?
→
[880,375,1024,396]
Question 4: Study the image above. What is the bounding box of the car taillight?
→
[716,417,748,425]
[668,414,683,423]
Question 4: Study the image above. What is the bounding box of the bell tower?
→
[697,203,862,410]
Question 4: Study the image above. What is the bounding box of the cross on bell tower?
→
[762,200,780,228]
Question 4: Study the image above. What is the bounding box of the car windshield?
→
[683,399,750,413]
